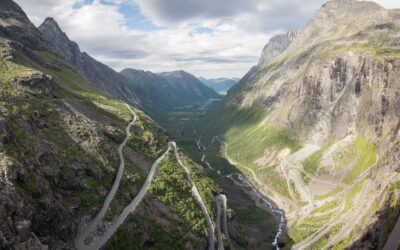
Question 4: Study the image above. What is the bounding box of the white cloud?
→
[373,0,400,9]
[14,0,77,25]
[13,0,400,78]
[133,0,258,26]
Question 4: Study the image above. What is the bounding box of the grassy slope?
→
[193,67,380,248]
[177,137,283,249]
[2,45,218,248]
[195,104,300,197]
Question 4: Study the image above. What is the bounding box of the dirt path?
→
[293,180,373,250]
[322,181,378,250]
[73,106,233,250]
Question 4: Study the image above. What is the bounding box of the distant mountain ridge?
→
[39,17,141,105]
[121,68,219,109]
[199,77,239,95]
[0,1,220,249]
[38,17,220,129]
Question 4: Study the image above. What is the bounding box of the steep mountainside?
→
[38,17,141,106]
[39,18,221,135]
[160,71,220,102]
[121,69,220,112]
[197,0,400,249]
[0,1,284,250]
[0,1,221,249]
[0,0,50,51]
[199,77,239,95]
[121,69,221,135]
[257,30,301,67]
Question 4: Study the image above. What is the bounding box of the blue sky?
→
[15,0,400,78]
[116,2,160,31]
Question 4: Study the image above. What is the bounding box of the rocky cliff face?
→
[0,1,219,249]
[257,30,301,67]
[0,0,49,51]
[38,17,141,106]
[198,0,400,248]
[39,18,84,76]
[39,18,221,131]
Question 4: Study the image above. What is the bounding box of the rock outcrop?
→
[0,1,218,249]
[39,18,221,128]
[39,17,141,105]
[257,30,301,67]
[199,0,400,248]
[39,18,84,75]
[0,0,50,50]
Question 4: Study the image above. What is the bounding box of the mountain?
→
[0,1,281,249]
[121,69,220,111]
[0,1,221,249]
[121,68,221,134]
[39,18,221,134]
[159,70,220,102]
[257,30,301,67]
[196,0,400,249]
[38,18,83,74]
[38,17,141,106]
[0,0,50,51]
[199,77,239,95]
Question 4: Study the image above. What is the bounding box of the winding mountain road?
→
[215,195,224,250]
[72,104,222,250]
[75,103,137,250]
[216,137,264,187]
[75,138,216,250]
[198,129,384,250]
[202,136,285,250]
[171,142,216,250]
[215,194,233,250]
[77,143,172,250]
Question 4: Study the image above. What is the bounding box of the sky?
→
[14,0,400,78]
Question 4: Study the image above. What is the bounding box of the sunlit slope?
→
[196,0,400,248]
[0,1,219,248]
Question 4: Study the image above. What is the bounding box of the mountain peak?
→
[313,0,385,22]
[162,70,189,76]
[278,0,389,57]
[312,0,385,25]
[321,0,384,10]
[0,0,28,20]
[258,30,301,67]
[39,17,66,38]
[39,16,86,76]
[42,17,60,29]
[0,0,50,50]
